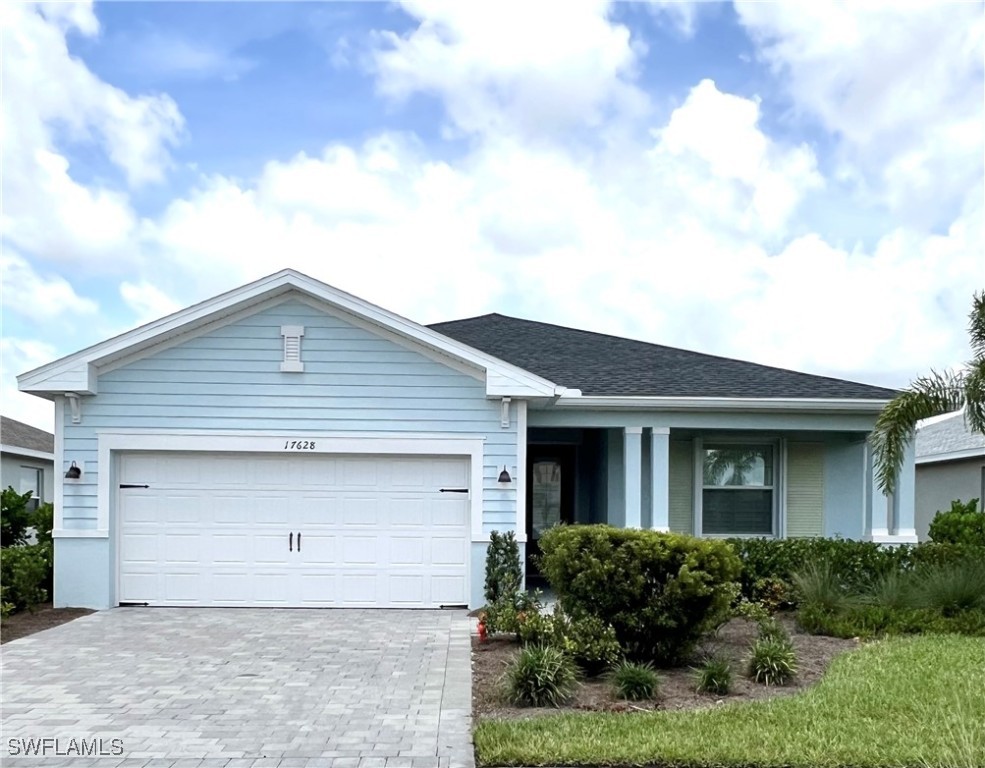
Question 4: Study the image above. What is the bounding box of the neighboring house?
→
[915,411,985,540]
[0,416,55,511]
[17,270,915,610]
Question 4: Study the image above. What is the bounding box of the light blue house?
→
[18,270,916,610]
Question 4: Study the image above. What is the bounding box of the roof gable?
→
[17,271,560,400]
[429,313,899,401]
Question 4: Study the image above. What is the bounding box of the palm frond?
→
[970,291,985,363]
[871,369,966,494]
[963,357,985,436]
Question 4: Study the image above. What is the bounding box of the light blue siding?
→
[53,538,110,609]
[59,298,519,608]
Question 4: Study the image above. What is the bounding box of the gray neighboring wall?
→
[0,416,55,505]
[915,412,985,540]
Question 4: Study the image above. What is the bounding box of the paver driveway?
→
[1,608,473,768]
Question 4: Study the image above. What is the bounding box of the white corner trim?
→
[0,445,55,462]
[96,430,487,543]
[516,400,528,544]
[54,396,65,533]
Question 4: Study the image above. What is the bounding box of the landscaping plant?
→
[484,530,522,604]
[612,661,659,701]
[539,525,741,664]
[747,635,798,686]
[558,613,622,676]
[927,499,985,546]
[502,645,578,707]
[1,487,36,548]
[693,655,733,695]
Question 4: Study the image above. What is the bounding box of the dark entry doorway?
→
[526,445,575,586]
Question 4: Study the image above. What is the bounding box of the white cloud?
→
[371,0,646,138]
[1,2,185,188]
[735,1,984,227]
[0,253,99,319]
[0,338,58,432]
[119,281,182,326]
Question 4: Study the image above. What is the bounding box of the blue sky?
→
[3,1,983,430]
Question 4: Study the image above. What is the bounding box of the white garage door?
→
[118,452,470,608]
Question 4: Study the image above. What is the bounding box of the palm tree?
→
[872,291,985,494]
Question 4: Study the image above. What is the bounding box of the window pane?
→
[703,446,773,487]
[17,467,42,511]
[703,489,773,534]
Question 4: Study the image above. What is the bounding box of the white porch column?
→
[624,427,643,529]
[867,442,891,541]
[650,427,670,532]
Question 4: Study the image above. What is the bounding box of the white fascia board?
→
[0,445,55,462]
[17,269,559,399]
[550,396,892,414]
[916,447,985,465]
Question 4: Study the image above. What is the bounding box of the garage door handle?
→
[439,488,469,493]
[297,532,301,552]
[289,532,293,552]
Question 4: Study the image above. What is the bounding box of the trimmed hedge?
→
[727,537,983,606]
[928,499,985,546]
[539,525,741,664]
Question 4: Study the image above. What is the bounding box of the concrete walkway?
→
[1,609,473,768]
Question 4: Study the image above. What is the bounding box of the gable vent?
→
[280,325,305,372]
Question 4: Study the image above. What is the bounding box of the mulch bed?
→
[472,614,858,721]
[1,603,94,644]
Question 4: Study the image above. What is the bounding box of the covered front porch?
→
[523,421,916,585]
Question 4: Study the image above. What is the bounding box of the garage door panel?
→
[431,538,467,566]
[298,533,336,564]
[119,453,470,608]
[212,534,250,564]
[390,536,425,565]
[389,575,424,604]
[341,573,378,603]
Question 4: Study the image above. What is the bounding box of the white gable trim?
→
[17,269,559,399]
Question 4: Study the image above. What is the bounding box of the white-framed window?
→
[18,466,43,511]
[697,441,777,536]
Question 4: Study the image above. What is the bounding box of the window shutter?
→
[280,325,305,372]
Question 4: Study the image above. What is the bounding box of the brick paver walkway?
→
[1,608,473,768]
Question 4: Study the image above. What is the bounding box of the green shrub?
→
[747,636,798,686]
[612,661,659,701]
[693,655,733,695]
[928,499,985,546]
[792,560,856,613]
[559,613,623,676]
[798,604,985,639]
[483,589,541,635]
[31,503,54,547]
[516,607,556,646]
[502,645,578,707]
[751,576,795,612]
[1,487,36,548]
[484,530,522,604]
[0,543,52,612]
[756,616,790,644]
[912,559,985,616]
[539,525,741,664]
[861,569,914,610]
[732,598,771,623]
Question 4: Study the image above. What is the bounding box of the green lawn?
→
[474,635,985,768]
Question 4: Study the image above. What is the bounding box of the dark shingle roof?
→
[0,416,54,454]
[429,313,898,399]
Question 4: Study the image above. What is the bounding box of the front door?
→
[526,446,575,586]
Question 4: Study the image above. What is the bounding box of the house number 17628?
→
[284,440,316,450]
